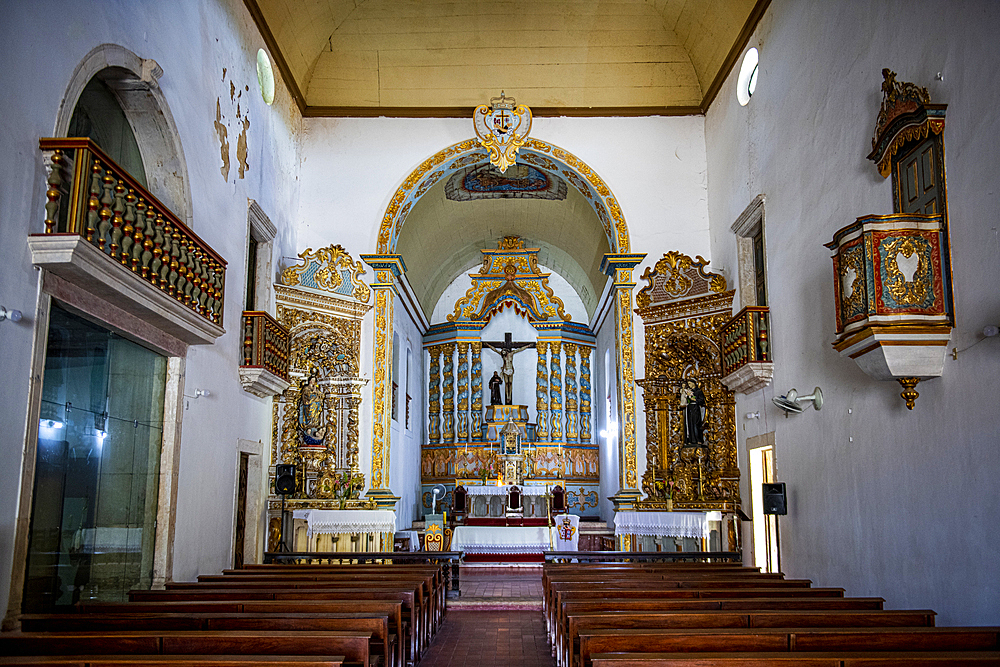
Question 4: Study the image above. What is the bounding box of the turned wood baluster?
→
[104,172,120,257]
[87,161,103,245]
[166,224,180,296]
[175,239,189,303]
[44,150,65,234]
[118,182,134,266]
[137,199,154,277]
[151,213,166,287]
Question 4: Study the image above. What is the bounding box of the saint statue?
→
[681,379,706,445]
[299,368,326,446]
[488,371,503,406]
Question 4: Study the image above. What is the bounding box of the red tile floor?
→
[420,566,554,667]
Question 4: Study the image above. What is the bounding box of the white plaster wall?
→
[0,0,301,613]
[705,0,1000,625]
[388,297,424,529]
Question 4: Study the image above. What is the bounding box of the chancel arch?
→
[365,137,646,516]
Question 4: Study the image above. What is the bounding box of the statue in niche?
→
[681,379,706,445]
[299,368,327,446]
[489,371,503,406]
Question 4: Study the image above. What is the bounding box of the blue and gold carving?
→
[549,343,563,441]
[535,343,549,440]
[457,342,470,441]
[470,342,483,440]
[579,347,592,443]
[428,345,441,443]
[564,343,579,442]
[281,245,371,303]
[441,343,456,443]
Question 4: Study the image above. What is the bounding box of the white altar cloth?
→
[614,511,720,539]
[292,509,396,538]
[463,485,551,497]
[451,525,553,554]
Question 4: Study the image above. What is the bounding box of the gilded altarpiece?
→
[268,246,375,542]
[635,252,740,513]
[421,237,600,515]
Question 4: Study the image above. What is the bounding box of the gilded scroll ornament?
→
[473,92,532,173]
[868,69,946,178]
[280,245,371,304]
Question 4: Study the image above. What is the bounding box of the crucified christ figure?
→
[483,332,535,405]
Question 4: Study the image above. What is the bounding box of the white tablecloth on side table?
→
[451,525,553,554]
[292,509,396,538]
[613,511,716,539]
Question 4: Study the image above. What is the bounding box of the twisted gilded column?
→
[457,342,469,441]
[441,342,456,443]
[579,346,593,443]
[535,342,549,440]
[600,252,646,510]
[427,345,441,443]
[564,343,578,442]
[549,342,563,442]
[360,254,407,509]
[471,342,483,440]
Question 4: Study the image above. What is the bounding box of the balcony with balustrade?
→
[30,138,226,350]
[719,306,773,395]
[240,310,291,397]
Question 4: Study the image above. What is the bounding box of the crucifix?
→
[483,332,535,405]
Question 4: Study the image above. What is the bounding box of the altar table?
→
[292,509,396,553]
[614,511,723,551]
[451,525,554,557]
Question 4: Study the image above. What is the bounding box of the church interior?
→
[1,0,998,661]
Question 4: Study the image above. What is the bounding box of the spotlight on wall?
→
[195,389,211,398]
[772,387,824,414]
[984,325,999,338]
[745,411,760,420]
[0,306,23,322]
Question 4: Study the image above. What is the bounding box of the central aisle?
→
[420,566,555,667]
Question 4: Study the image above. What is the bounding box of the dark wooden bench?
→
[562,609,937,667]
[0,657,347,667]
[588,650,1000,666]
[0,631,371,666]
[579,628,1000,667]
[78,599,409,665]
[125,586,423,661]
[20,613,398,667]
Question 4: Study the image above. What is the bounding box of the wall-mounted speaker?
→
[762,482,787,515]
[275,464,296,496]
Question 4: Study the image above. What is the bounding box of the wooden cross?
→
[482,332,535,405]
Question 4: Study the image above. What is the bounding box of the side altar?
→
[266,246,395,554]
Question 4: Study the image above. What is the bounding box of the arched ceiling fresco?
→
[397,159,610,321]
[244,0,766,115]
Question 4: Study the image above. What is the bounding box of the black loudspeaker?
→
[275,464,296,495]
[762,482,787,515]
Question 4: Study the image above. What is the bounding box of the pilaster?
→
[549,342,563,441]
[535,342,549,440]
[470,342,483,440]
[564,343,578,442]
[457,342,469,441]
[441,342,456,443]
[427,345,441,443]
[579,346,592,443]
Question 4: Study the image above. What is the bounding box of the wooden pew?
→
[81,599,411,665]
[20,613,398,667]
[0,631,371,666]
[589,651,1000,666]
[579,628,1000,667]
[0,658,347,667]
[562,609,937,667]
[126,586,423,661]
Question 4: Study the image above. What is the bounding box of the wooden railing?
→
[241,310,291,382]
[720,306,770,377]
[39,138,226,326]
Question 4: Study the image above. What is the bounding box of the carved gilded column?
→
[564,343,578,442]
[470,342,483,440]
[601,253,646,510]
[549,342,563,442]
[457,342,470,441]
[427,345,441,443]
[579,347,593,443]
[441,342,456,443]
[360,254,407,509]
[535,342,549,440]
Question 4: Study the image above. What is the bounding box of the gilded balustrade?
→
[39,138,226,326]
[720,306,770,378]
[241,311,291,381]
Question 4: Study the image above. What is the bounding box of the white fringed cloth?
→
[463,485,551,497]
[451,525,552,554]
[293,509,396,538]
[614,511,711,539]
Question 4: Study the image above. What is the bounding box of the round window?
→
[257,48,275,105]
[737,47,759,106]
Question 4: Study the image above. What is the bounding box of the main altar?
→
[420,237,600,559]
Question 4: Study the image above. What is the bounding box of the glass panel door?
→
[24,305,166,611]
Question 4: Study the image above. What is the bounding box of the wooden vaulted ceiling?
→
[245,0,769,117]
